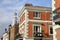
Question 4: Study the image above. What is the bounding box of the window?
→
[33,25,42,37]
[50,27,53,34]
[34,26,41,33]
[49,26,53,35]
[34,12,40,18]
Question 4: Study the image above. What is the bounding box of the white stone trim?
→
[53,22,60,40]
[34,12,41,20]
[19,9,29,38]
[19,9,26,18]
[52,0,55,11]
[33,24,42,32]
[25,6,51,12]
[29,20,52,23]
[23,38,34,40]
[19,20,25,28]
[32,24,42,37]
[24,10,29,38]
[3,33,9,40]
[19,6,51,18]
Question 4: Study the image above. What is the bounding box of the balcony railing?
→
[34,32,43,37]
[16,33,23,39]
[53,14,60,20]
[42,37,53,40]
[34,37,53,40]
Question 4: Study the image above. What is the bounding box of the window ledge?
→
[34,17,40,19]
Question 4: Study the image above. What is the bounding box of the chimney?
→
[25,4,33,6]
[5,28,7,32]
[9,24,11,28]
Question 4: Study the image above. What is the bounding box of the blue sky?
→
[0,0,52,37]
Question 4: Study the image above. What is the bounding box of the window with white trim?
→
[33,25,42,37]
[34,12,40,18]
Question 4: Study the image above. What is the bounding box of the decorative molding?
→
[19,20,25,28]
[29,20,52,23]
[52,0,55,11]
[53,23,60,40]
[19,6,51,18]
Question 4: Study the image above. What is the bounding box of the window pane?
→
[34,12,39,17]
[50,27,53,34]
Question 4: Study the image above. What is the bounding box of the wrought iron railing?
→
[53,7,60,20]
[53,14,60,20]
[34,32,43,37]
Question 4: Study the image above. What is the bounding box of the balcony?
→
[16,33,23,40]
[34,37,53,40]
[53,14,60,22]
[34,32,43,37]
[42,37,53,40]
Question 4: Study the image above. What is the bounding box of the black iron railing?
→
[34,32,43,37]
[53,14,60,20]
[53,7,60,20]
[16,33,22,39]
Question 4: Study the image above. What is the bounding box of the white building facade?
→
[3,32,9,40]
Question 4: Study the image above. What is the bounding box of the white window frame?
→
[34,12,40,19]
[32,24,42,37]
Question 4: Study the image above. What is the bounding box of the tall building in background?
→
[9,23,19,40]
[9,13,19,40]
[19,4,53,40]
[2,13,19,40]
[52,0,60,40]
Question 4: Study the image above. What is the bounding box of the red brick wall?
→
[54,0,60,9]
[41,12,50,20]
[28,22,50,37]
[19,24,25,35]
[20,13,25,24]
[27,11,51,37]
[42,22,49,37]
[28,22,33,37]
[28,11,50,20]
[56,28,60,40]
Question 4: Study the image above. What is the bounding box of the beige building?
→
[9,13,19,40]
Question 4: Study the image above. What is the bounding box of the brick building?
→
[52,0,60,40]
[19,4,53,40]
